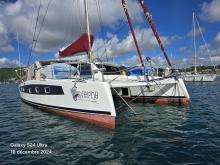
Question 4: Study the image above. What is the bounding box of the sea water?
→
[0,77,220,164]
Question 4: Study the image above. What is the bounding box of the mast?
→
[138,0,172,67]
[121,0,144,67]
[84,0,92,63]
[16,25,21,76]
[193,12,197,74]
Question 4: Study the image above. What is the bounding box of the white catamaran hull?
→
[95,74,190,106]
[19,79,116,128]
[184,74,216,82]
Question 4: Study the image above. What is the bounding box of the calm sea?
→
[0,77,220,165]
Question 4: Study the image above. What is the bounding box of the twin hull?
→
[19,76,190,128]
[98,75,190,106]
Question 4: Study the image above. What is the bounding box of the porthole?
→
[35,87,39,93]
[45,87,50,94]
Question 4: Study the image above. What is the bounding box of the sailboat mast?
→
[121,0,144,67]
[138,0,172,67]
[84,0,92,62]
[193,12,197,74]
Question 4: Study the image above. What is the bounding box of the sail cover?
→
[59,33,94,58]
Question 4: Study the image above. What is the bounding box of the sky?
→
[0,0,220,68]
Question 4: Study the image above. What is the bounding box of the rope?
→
[112,87,137,114]
[27,0,42,67]
[95,0,109,61]
[93,14,127,57]
[194,14,216,69]
[27,0,53,66]
[116,85,149,110]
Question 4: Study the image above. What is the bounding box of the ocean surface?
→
[0,77,220,165]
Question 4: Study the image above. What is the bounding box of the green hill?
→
[0,68,18,83]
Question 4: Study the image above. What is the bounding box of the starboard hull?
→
[108,76,190,106]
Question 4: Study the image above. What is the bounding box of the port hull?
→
[19,79,116,129]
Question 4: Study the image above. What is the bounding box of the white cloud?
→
[122,54,169,68]
[0,57,23,68]
[200,0,220,22]
[178,47,193,55]
[5,0,22,16]
[0,21,14,52]
[123,55,142,67]
[214,32,220,45]
[176,32,220,67]
[0,0,143,55]
[93,28,176,60]
[187,27,205,37]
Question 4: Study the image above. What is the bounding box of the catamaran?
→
[183,12,216,82]
[18,0,190,129]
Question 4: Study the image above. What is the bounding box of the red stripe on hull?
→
[42,108,115,129]
[122,97,189,106]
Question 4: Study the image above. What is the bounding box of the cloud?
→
[122,54,169,68]
[187,27,205,37]
[0,0,142,54]
[93,28,177,60]
[0,57,23,68]
[177,32,220,67]
[0,21,14,52]
[178,47,193,55]
[214,32,220,45]
[200,0,220,22]
[123,55,142,67]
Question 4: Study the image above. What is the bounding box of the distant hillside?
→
[0,68,18,83]
[178,65,220,74]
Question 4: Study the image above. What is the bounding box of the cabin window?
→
[45,87,50,94]
[35,87,39,93]
[122,88,129,96]
[80,64,92,79]
[28,88,32,94]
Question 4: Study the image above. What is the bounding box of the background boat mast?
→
[193,12,197,74]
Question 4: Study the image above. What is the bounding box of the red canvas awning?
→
[59,33,94,58]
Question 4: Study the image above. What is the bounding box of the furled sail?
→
[59,33,94,58]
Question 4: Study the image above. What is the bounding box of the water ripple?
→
[0,78,220,164]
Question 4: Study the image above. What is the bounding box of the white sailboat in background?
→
[184,12,216,82]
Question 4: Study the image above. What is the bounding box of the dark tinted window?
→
[80,64,92,79]
[96,64,121,75]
